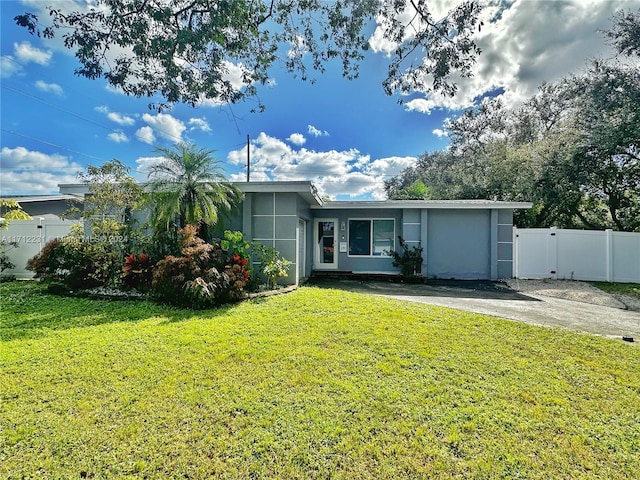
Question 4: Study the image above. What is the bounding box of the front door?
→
[313,219,338,269]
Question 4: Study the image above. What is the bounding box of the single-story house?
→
[220,182,532,285]
[57,181,530,285]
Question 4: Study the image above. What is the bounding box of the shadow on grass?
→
[307,277,541,301]
[0,282,237,342]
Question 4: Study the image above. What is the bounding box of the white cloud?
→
[376,0,630,113]
[287,133,306,145]
[135,126,156,145]
[107,112,135,126]
[134,156,166,181]
[1,56,22,78]
[107,131,129,143]
[227,132,416,200]
[34,80,64,96]
[13,41,52,66]
[188,117,212,133]
[105,83,126,95]
[0,146,81,194]
[198,61,254,107]
[94,105,135,125]
[432,128,447,138]
[141,113,185,142]
[308,125,329,137]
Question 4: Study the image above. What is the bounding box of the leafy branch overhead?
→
[15,0,482,110]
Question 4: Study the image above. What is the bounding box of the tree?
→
[603,8,640,58]
[146,143,242,231]
[0,199,31,229]
[0,200,32,278]
[77,159,144,220]
[566,61,640,231]
[15,0,482,110]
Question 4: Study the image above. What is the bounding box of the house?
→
[228,182,532,285]
[37,181,530,285]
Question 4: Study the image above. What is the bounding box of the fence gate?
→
[2,219,80,278]
[514,227,640,283]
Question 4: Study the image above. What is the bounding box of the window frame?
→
[347,218,395,258]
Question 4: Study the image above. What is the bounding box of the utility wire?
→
[1,128,107,163]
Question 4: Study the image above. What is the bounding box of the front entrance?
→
[313,219,338,269]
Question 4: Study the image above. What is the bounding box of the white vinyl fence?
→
[514,227,640,283]
[1,218,81,278]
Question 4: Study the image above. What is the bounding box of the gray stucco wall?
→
[426,209,492,280]
[314,208,402,273]
[241,191,309,285]
[497,209,514,279]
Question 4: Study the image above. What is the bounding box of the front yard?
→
[1,282,639,478]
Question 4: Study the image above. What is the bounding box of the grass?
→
[1,282,639,479]
[592,282,640,299]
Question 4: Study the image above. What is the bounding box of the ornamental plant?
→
[150,225,250,308]
[251,243,292,289]
[388,236,424,277]
[121,253,153,291]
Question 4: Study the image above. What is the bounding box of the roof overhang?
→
[235,181,323,206]
[1,194,83,203]
[313,200,533,210]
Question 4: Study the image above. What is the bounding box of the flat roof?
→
[235,181,323,206]
[314,200,533,210]
[0,194,82,203]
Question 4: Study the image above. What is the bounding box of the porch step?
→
[310,270,427,284]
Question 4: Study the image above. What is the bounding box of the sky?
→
[0,0,633,200]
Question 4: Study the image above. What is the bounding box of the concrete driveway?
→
[309,278,640,343]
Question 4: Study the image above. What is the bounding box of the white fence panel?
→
[514,227,640,283]
[556,229,607,281]
[1,218,81,278]
[612,232,640,283]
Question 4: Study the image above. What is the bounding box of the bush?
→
[26,234,122,290]
[251,243,292,289]
[0,240,18,279]
[122,253,153,291]
[150,226,250,307]
[388,236,424,276]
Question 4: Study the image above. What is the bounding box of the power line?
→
[0,128,107,163]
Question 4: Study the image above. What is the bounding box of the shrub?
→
[26,235,122,290]
[251,243,292,289]
[0,240,18,279]
[388,236,424,276]
[150,226,250,307]
[122,253,153,291]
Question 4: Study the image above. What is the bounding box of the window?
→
[348,219,394,256]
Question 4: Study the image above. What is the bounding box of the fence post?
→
[605,229,613,283]
[512,226,519,279]
[549,227,558,280]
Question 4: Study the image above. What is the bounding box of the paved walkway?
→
[311,279,640,343]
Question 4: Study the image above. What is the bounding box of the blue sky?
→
[0,0,630,199]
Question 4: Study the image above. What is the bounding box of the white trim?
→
[313,200,533,210]
[253,238,296,242]
[313,218,338,269]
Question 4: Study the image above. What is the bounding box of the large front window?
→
[348,219,394,256]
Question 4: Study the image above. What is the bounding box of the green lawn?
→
[592,282,640,299]
[1,282,639,479]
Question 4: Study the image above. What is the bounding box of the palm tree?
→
[146,143,242,231]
